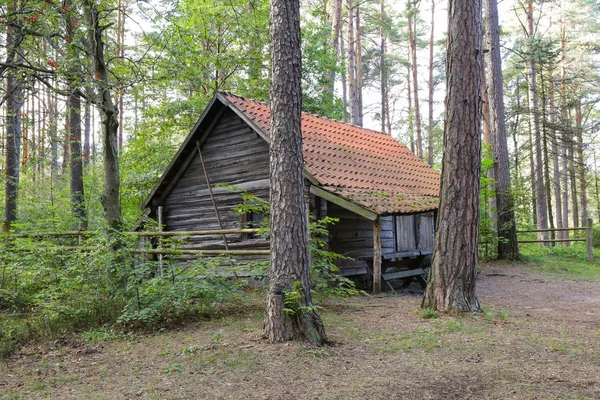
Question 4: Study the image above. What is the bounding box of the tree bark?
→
[407,63,415,153]
[427,0,435,166]
[264,0,326,345]
[3,0,24,232]
[83,0,122,230]
[380,0,388,133]
[329,0,343,93]
[481,64,497,233]
[407,3,423,159]
[347,0,360,125]
[548,70,563,242]
[575,96,587,225]
[485,0,519,258]
[560,23,570,244]
[354,6,363,126]
[526,2,549,244]
[66,0,87,229]
[422,0,482,313]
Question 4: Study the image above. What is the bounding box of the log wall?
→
[162,109,270,259]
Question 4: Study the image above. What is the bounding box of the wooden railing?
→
[1,229,270,256]
[517,218,594,262]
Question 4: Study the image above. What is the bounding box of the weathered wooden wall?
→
[162,108,270,258]
[327,203,395,258]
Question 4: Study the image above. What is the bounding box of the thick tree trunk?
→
[526,2,549,244]
[427,0,435,166]
[422,0,482,313]
[407,5,423,159]
[3,0,24,232]
[83,0,122,230]
[264,0,326,345]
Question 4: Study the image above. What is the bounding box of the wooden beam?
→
[373,216,382,294]
[383,268,430,281]
[517,227,586,233]
[310,186,378,221]
[195,179,270,197]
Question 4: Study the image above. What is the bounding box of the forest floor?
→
[1,260,600,400]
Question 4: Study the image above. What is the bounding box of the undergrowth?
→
[0,193,356,357]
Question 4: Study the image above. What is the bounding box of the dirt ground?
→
[1,262,599,400]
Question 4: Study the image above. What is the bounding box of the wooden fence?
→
[1,229,270,256]
[516,218,594,262]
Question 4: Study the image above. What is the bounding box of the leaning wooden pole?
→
[196,141,230,251]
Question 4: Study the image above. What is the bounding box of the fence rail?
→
[516,218,594,262]
[0,229,268,257]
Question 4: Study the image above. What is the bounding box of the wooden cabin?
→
[143,92,440,292]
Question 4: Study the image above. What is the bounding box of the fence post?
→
[586,218,594,262]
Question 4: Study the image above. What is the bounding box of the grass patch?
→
[519,243,600,279]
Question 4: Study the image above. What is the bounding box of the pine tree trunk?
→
[540,72,555,242]
[548,70,564,242]
[575,97,588,225]
[427,0,435,166]
[329,0,343,93]
[354,6,363,126]
[526,2,549,244]
[380,0,387,133]
[560,26,570,244]
[485,0,519,258]
[481,65,497,233]
[3,0,24,232]
[422,0,482,313]
[407,5,423,159]
[347,0,360,125]
[264,0,326,345]
[407,63,415,153]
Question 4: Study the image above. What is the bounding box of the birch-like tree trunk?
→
[3,0,24,232]
[422,0,482,313]
[66,0,87,229]
[263,0,326,345]
[83,0,121,230]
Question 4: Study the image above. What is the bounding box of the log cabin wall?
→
[161,108,270,259]
[327,203,395,259]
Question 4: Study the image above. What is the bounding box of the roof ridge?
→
[221,91,393,138]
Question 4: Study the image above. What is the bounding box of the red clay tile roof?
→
[223,93,440,215]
